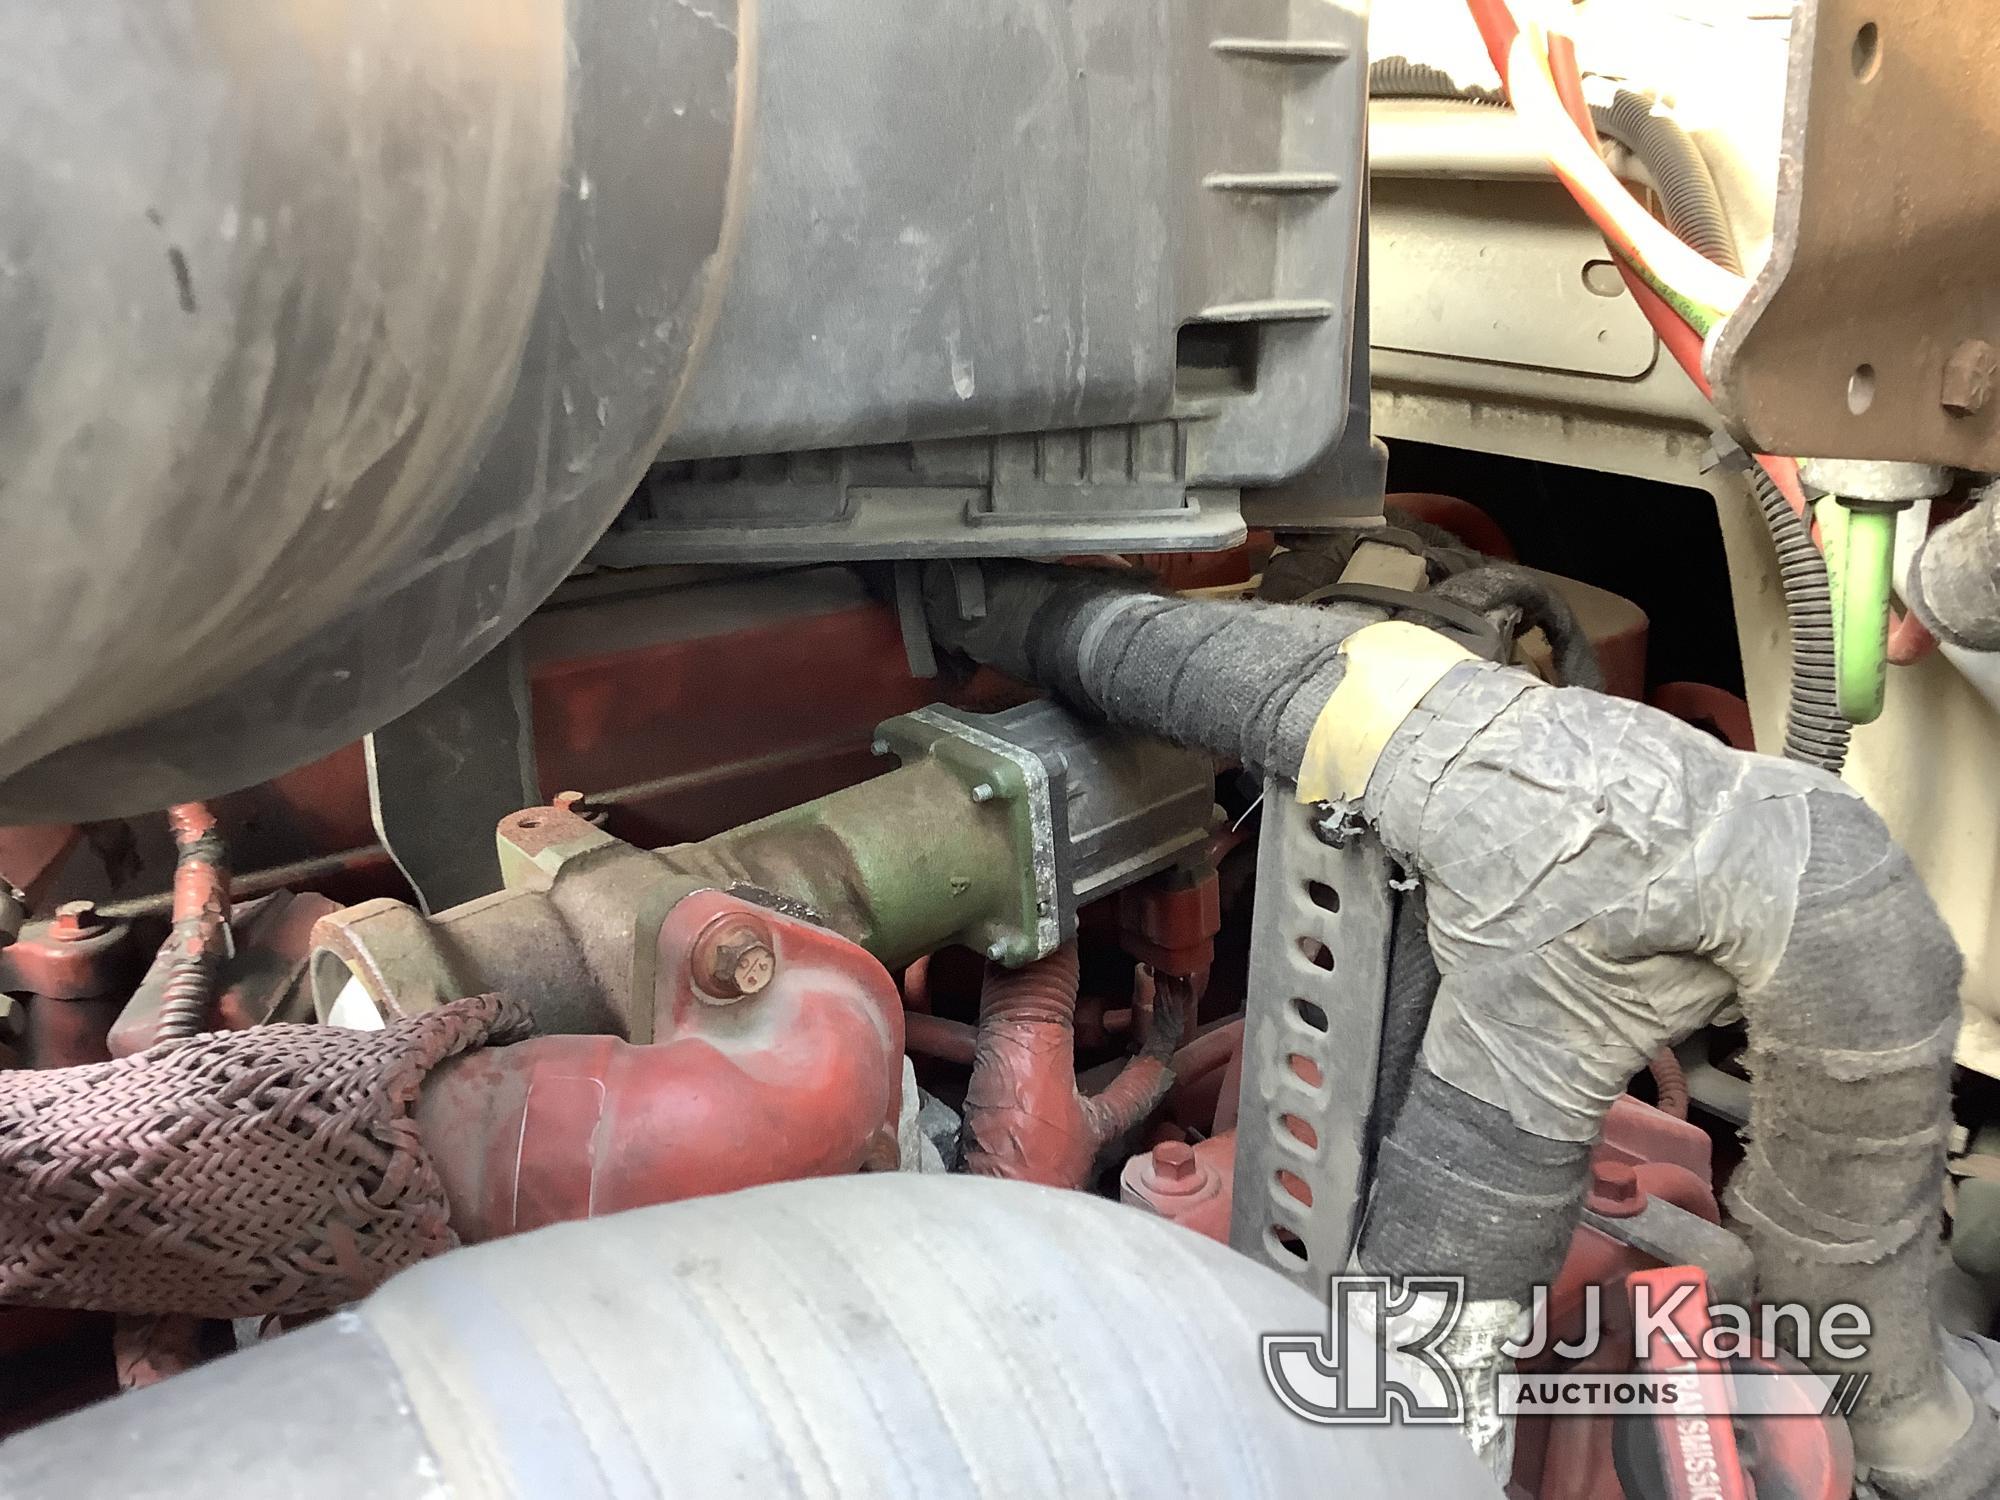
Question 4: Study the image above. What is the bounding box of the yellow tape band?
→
[1295,621,1478,804]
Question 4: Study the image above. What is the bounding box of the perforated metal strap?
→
[1229,786,1396,1289]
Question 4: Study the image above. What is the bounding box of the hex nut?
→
[1149,1140,1201,1192]
[1585,1159,1644,1219]
[692,915,778,1001]
[1942,339,1997,416]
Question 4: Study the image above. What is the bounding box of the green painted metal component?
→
[871,709,1060,966]
[665,757,1029,971]
[1816,496,1896,725]
[313,705,1212,1033]
[667,702,1214,970]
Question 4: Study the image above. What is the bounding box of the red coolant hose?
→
[962,944,1184,1188]
[151,803,231,1042]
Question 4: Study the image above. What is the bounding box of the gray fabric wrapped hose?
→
[921,559,1998,1500]
[0,1174,1498,1499]
[1909,491,2000,653]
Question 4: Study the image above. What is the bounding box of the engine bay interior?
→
[4,3,2000,1497]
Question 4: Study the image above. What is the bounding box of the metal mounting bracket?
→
[1229,784,1396,1291]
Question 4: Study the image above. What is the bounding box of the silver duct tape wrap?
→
[1362,661,1814,1141]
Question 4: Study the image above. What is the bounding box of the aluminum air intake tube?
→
[921,560,1999,1500]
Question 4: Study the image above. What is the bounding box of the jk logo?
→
[1263,1275,1468,1425]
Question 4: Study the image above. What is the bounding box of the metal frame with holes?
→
[1708,1,2000,468]
[1229,783,1396,1288]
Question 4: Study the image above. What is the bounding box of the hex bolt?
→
[690,915,778,1002]
[1942,339,1997,416]
[49,900,103,941]
[870,738,891,757]
[1149,1140,1202,1194]
[971,782,996,803]
[1585,1159,1644,1219]
[985,940,1009,962]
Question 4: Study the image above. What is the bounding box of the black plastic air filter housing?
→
[0,0,1374,821]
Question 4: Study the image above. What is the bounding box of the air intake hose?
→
[1909,490,2000,653]
[920,560,1996,1500]
[0,1176,1500,1499]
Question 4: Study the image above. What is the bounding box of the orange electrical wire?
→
[1547,33,1594,142]
[1464,0,1518,77]
[1526,9,1813,524]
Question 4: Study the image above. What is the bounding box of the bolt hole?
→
[1276,1169,1315,1208]
[1581,258,1625,298]
[1267,1225,1309,1267]
[1280,1113,1320,1151]
[1296,936,1334,972]
[1291,996,1330,1033]
[1851,21,1880,81]
[1847,364,1877,415]
[1305,879,1340,913]
[1288,1053,1324,1089]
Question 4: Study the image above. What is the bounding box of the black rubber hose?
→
[1258,513,1484,606]
[1428,564,1605,691]
[1751,471,1851,774]
[1370,60,1740,273]
[1367,56,1505,105]
[1590,92,1740,274]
